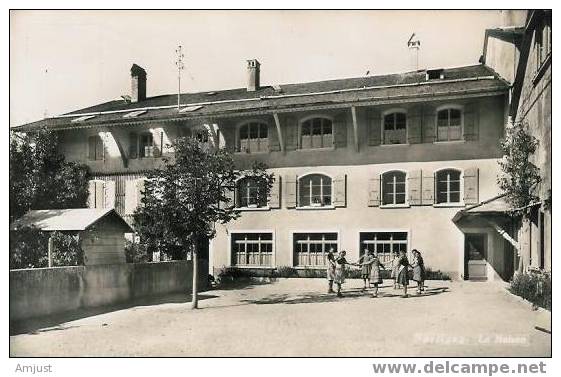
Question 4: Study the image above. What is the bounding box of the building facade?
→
[483,9,551,273]
[15,59,514,281]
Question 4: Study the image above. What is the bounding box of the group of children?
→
[326,248,426,298]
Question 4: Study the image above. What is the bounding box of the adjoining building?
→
[482,9,551,273]
[15,51,519,280]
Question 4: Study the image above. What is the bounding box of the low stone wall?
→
[10,260,208,321]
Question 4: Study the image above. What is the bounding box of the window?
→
[194,129,210,144]
[239,122,268,153]
[293,232,338,267]
[381,171,407,205]
[360,232,408,264]
[231,233,273,266]
[437,108,462,141]
[237,177,267,208]
[383,112,407,144]
[300,118,333,149]
[88,135,104,161]
[536,15,552,71]
[139,132,155,158]
[298,174,332,207]
[436,169,462,204]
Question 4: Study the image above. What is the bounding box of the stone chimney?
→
[246,59,260,92]
[130,64,147,102]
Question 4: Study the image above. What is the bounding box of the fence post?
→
[47,235,53,268]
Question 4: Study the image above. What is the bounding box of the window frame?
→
[237,121,270,154]
[296,172,334,209]
[358,229,411,264]
[298,115,335,150]
[434,105,464,143]
[235,176,270,211]
[380,169,409,208]
[290,230,340,268]
[229,230,276,268]
[138,131,156,158]
[381,109,408,145]
[434,167,464,207]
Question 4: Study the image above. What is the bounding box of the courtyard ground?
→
[10,278,551,357]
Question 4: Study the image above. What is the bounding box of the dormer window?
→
[139,132,155,158]
[383,112,407,144]
[300,118,333,149]
[437,108,462,141]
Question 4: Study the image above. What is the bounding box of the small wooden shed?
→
[10,208,133,265]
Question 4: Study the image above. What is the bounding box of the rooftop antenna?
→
[43,67,49,119]
[407,33,421,70]
[175,45,185,111]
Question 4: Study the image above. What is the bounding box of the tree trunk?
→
[191,239,199,309]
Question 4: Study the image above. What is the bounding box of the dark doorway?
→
[464,233,488,280]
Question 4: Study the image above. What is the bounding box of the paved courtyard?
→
[10,279,551,357]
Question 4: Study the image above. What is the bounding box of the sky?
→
[10,10,505,127]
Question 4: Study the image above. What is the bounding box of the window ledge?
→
[433,140,465,145]
[433,203,465,208]
[380,143,409,147]
[380,204,411,209]
[232,265,275,269]
[236,206,271,212]
[296,146,335,152]
[296,205,335,210]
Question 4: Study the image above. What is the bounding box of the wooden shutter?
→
[333,113,347,148]
[268,123,281,152]
[136,178,146,207]
[285,175,297,208]
[285,116,298,151]
[87,180,97,208]
[463,103,479,141]
[125,179,138,215]
[104,180,116,209]
[95,136,105,160]
[88,136,96,160]
[268,175,281,208]
[422,111,437,143]
[463,167,479,205]
[152,129,163,157]
[224,185,236,209]
[367,109,381,146]
[333,175,347,207]
[367,175,381,207]
[407,107,422,144]
[421,171,435,205]
[129,132,138,159]
[408,169,422,205]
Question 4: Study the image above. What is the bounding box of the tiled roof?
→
[14,64,509,132]
[10,208,133,232]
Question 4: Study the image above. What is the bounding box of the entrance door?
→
[464,233,488,280]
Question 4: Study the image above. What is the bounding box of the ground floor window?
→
[359,232,408,263]
[231,233,273,266]
[293,232,338,267]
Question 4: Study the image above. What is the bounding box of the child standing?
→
[358,248,373,290]
[411,249,426,294]
[397,250,412,298]
[363,251,386,298]
[326,248,336,294]
[388,251,401,289]
[334,250,350,297]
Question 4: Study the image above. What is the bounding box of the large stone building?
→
[482,9,551,273]
[15,57,516,281]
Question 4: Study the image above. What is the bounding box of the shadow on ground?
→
[212,278,271,291]
[10,293,218,336]
[242,286,450,305]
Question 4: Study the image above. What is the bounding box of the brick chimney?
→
[130,64,147,102]
[246,59,260,92]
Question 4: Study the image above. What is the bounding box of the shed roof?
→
[13,64,509,132]
[452,194,512,223]
[10,208,133,232]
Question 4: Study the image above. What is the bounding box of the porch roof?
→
[452,194,512,223]
[10,208,133,232]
